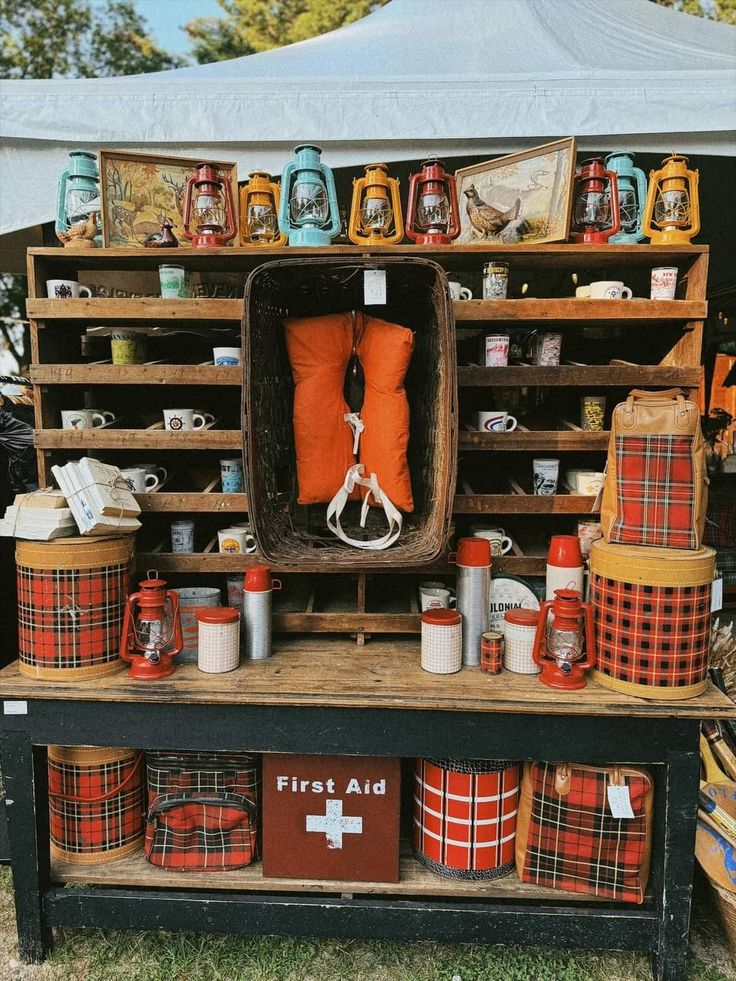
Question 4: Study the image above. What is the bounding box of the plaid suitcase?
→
[516,761,653,903]
[145,752,259,870]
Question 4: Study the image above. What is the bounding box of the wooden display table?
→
[0,638,733,981]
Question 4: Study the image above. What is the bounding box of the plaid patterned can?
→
[480,631,503,673]
[414,758,520,880]
[590,540,714,699]
[48,745,144,864]
[421,608,462,674]
[16,537,133,681]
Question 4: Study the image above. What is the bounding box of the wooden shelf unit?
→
[27,243,707,638]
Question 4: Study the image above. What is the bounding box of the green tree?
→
[0,0,184,79]
[651,0,736,25]
[186,0,389,64]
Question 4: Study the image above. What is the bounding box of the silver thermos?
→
[455,537,491,667]
[243,565,281,660]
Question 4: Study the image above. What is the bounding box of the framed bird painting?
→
[454,138,576,245]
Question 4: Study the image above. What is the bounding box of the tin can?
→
[480,631,503,673]
[577,519,603,559]
[502,608,540,674]
[482,260,509,300]
[533,332,562,366]
[421,608,462,674]
[580,395,606,431]
[198,607,240,673]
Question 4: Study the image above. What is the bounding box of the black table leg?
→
[1,731,52,963]
[651,748,700,981]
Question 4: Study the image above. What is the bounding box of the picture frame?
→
[454,138,576,245]
[98,150,238,248]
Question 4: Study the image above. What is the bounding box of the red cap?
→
[504,608,540,627]
[244,564,273,591]
[197,607,239,624]
[456,537,491,567]
[422,608,461,626]
[546,535,583,568]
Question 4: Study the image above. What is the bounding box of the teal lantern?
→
[278,145,340,247]
[605,151,648,244]
[56,150,102,248]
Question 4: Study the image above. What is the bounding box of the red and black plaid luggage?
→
[144,752,259,870]
[516,762,653,903]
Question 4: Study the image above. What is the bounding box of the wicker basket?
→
[711,881,736,964]
[243,257,457,569]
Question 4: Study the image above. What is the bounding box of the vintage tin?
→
[480,630,504,673]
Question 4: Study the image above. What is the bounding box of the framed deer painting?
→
[98,151,238,248]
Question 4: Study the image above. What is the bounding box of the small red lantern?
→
[532,588,596,690]
[570,157,621,244]
[120,570,183,680]
[405,157,460,245]
[182,162,237,247]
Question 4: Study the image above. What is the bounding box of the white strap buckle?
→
[344,412,365,456]
[326,464,402,550]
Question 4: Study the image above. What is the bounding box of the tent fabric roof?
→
[1,0,735,236]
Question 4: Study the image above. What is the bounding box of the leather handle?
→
[627,388,684,401]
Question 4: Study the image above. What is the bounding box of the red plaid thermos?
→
[414,758,520,879]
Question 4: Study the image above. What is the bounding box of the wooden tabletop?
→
[0,638,733,719]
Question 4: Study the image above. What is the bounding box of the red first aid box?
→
[262,754,401,882]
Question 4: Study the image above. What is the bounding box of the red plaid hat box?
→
[516,762,653,903]
[48,745,145,865]
[16,537,133,681]
[144,751,259,871]
[590,539,714,700]
[413,758,520,880]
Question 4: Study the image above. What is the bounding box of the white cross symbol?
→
[305,799,363,850]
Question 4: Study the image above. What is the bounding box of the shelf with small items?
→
[459,421,609,452]
[458,363,700,388]
[34,428,243,451]
[31,364,242,387]
[134,493,248,514]
[26,298,242,322]
[453,298,705,322]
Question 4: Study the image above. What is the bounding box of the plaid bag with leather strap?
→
[600,389,707,550]
[516,762,653,903]
[145,752,259,870]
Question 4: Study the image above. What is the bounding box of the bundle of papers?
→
[0,488,77,540]
[52,458,141,536]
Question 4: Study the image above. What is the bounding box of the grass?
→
[0,868,732,980]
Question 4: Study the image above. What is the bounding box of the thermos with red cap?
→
[545,535,584,600]
[243,565,282,661]
[453,537,491,667]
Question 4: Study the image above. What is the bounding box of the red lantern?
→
[120,570,183,680]
[532,588,596,690]
[405,157,460,245]
[570,158,621,244]
[182,162,237,247]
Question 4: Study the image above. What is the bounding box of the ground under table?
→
[0,636,733,981]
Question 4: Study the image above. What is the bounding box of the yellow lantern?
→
[349,163,403,245]
[239,170,287,246]
[642,153,700,244]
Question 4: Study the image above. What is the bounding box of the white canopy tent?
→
[1,0,735,241]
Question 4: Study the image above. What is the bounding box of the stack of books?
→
[51,458,141,536]
[0,488,77,540]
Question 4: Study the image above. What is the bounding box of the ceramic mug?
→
[533,458,559,496]
[46,279,92,299]
[650,266,678,300]
[419,586,457,611]
[159,264,187,299]
[213,347,242,366]
[220,458,245,493]
[163,409,214,431]
[474,410,518,433]
[472,527,513,556]
[171,519,195,553]
[131,463,168,486]
[119,467,160,493]
[111,329,146,366]
[448,282,473,301]
[565,470,604,495]
[484,334,510,367]
[61,409,113,430]
[217,527,257,554]
[589,280,632,300]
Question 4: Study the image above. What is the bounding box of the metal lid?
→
[422,608,461,626]
[504,608,540,627]
[196,607,239,625]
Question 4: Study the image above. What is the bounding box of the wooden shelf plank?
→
[135,493,247,513]
[27,298,242,322]
[273,613,420,633]
[454,299,705,322]
[458,365,700,388]
[135,552,259,572]
[31,365,242,386]
[35,429,243,450]
[459,431,609,451]
[454,494,597,514]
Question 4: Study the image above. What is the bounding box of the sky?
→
[90,0,224,57]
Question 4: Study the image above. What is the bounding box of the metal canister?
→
[243,565,281,660]
[480,631,503,673]
[502,608,540,674]
[482,260,509,299]
[455,537,491,667]
[421,609,462,674]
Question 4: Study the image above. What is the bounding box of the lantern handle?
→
[180,173,198,241]
[688,168,701,238]
[604,168,621,238]
[531,599,554,670]
[319,162,341,238]
[632,166,648,237]
[55,168,70,233]
[349,173,368,244]
[277,159,298,237]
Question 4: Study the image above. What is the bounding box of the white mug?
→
[420,586,457,611]
[217,527,257,554]
[120,467,160,493]
[61,409,113,430]
[171,519,195,553]
[213,347,242,366]
[448,281,473,301]
[650,267,678,300]
[163,409,214,431]
[132,463,168,485]
[565,470,604,495]
[472,527,513,555]
[474,410,518,433]
[46,279,92,299]
[589,280,632,300]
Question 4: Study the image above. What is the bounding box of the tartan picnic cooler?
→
[413,757,520,880]
[48,745,145,864]
[16,537,133,681]
[144,751,259,870]
[516,761,653,903]
[590,539,715,700]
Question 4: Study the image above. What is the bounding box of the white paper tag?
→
[607,783,635,819]
[364,269,387,306]
[711,576,723,613]
[3,700,27,715]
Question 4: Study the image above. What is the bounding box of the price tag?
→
[711,576,723,613]
[607,783,635,819]
[3,701,27,715]
[364,269,387,306]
